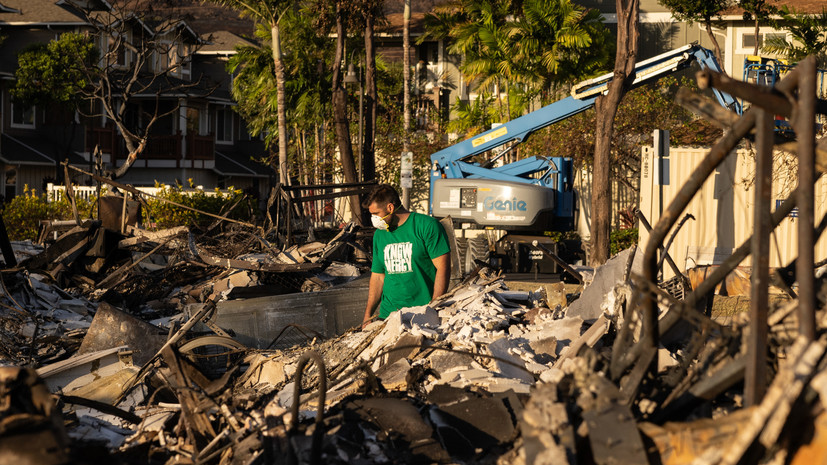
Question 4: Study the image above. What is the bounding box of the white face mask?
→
[371,214,389,231]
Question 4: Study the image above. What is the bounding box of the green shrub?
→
[610,227,638,256]
[144,182,254,230]
[0,182,256,240]
[1,185,96,241]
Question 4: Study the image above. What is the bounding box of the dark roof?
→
[381,0,451,34]
[197,30,256,55]
[112,71,217,98]
[117,0,253,36]
[0,0,87,24]
[214,142,271,178]
[1,133,87,166]
[380,12,429,35]
[724,0,827,15]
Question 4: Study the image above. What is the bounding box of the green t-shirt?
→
[371,212,451,319]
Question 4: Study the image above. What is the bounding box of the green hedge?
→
[2,185,97,241]
[143,183,254,229]
[1,183,256,241]
[610,228,639,256]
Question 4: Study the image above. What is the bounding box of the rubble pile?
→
[2,215,827,464]
[0,220,365,365]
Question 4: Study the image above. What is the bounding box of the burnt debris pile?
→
[1,218,826,465]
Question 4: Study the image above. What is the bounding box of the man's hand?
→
[361,315,377,330]
[362,272,385,330]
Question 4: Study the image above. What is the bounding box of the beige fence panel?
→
[575,165,639,242]
[639,146,827,280]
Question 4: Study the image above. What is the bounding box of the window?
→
[179,45,191,78]
[11,100,35,128]
[155,40,174,73]
[163,43,191,78]
[186,107,200,134]
[104,33,129,67]
[738,30,788,54]
[215,108,233,143]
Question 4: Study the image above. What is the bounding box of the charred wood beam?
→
[697,69,796,117]
[698,67,827,118]
[795,57,817,342]
[746,109,773,406]
[60,394,142,424]
[675,87,741,128]
[642,108,757,381]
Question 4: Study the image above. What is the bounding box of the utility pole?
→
[402,0,411,208]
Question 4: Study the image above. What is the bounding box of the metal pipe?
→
[745,108,773,406]
[656,212,695,275]
[290,351,327,465]
[796,57,817,341]
[635,208,684,282]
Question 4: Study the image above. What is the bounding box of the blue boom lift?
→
[429,44,741,232]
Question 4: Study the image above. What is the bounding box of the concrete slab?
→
[565,247,639,322]
[488,338,534,384]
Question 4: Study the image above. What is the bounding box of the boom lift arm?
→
[429,44,740,231]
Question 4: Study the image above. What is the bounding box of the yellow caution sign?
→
[471,126,508,148]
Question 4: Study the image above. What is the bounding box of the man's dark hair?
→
[363,184,402,208]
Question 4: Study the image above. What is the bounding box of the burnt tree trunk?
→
[590,0,639,266]
[363,11,377,184]
[332,2,362,223]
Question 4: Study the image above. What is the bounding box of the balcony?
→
[144,133,182,159]
[186,133,215,160]
[86,126,215,163]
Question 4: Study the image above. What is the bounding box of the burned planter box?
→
[212,277,369,349]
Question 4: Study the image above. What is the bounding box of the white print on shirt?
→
[384,242,413,274]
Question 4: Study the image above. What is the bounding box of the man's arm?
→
[431,253,450,300]
[362,272,385,329]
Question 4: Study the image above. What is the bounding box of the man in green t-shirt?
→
[361,184,451,328]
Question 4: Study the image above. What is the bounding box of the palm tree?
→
[203,0,293,185]
[229,16,332,180]
[421,0,514,121]
[421,0,611,117]
[508,0,611,99]
[764,6,827,67]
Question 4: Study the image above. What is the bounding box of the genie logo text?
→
[483,196,527,211]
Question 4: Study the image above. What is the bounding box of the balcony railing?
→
[86,126,215,163]
[143,132,182,159]
[186,133,214,159]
